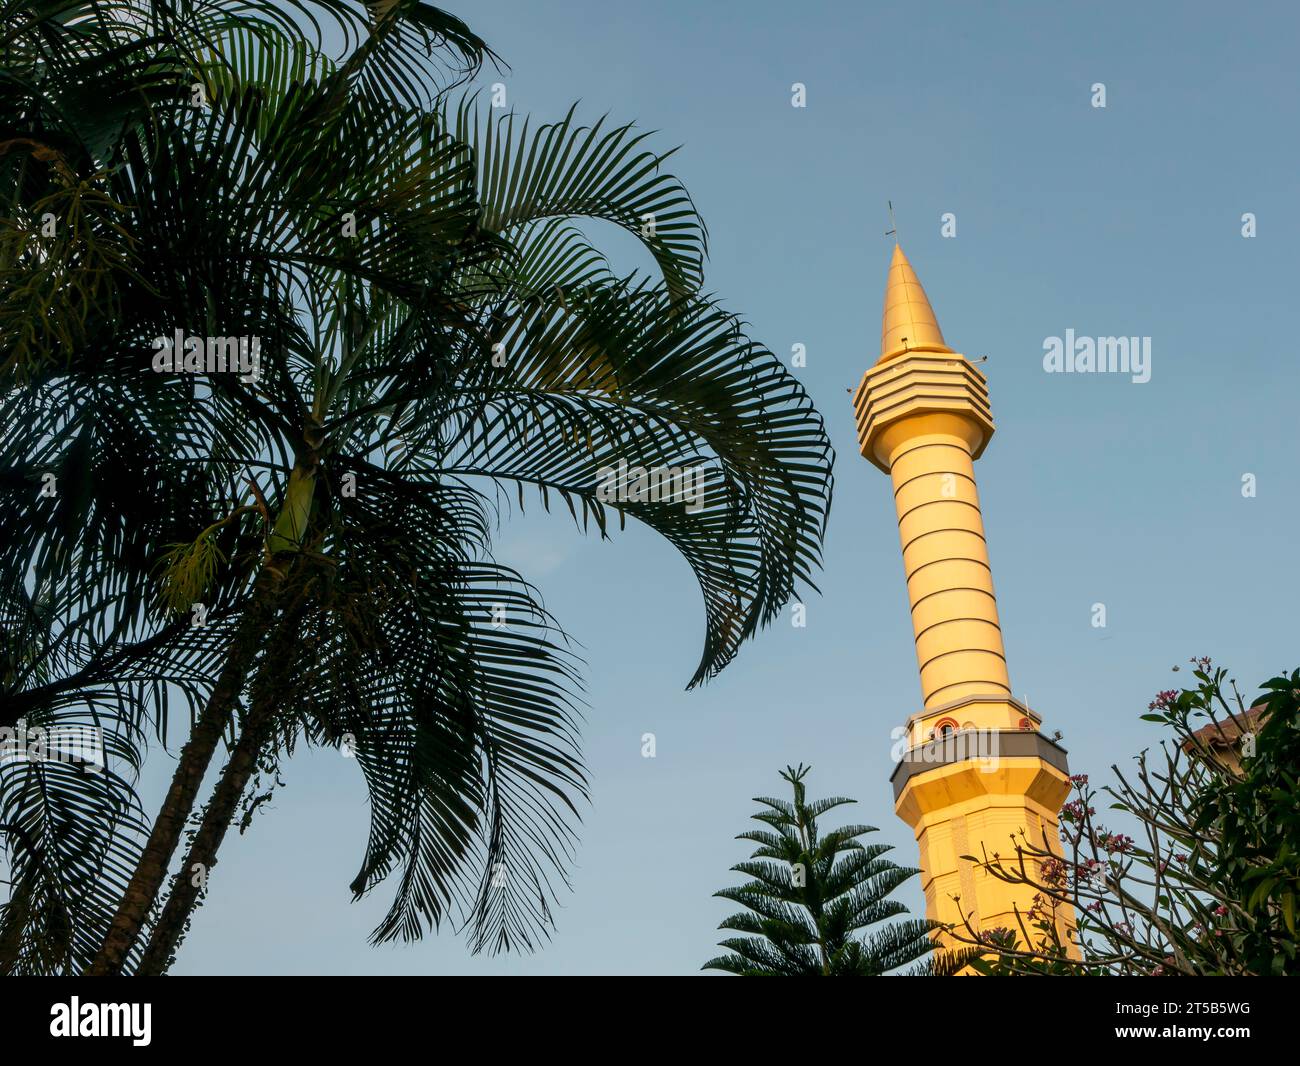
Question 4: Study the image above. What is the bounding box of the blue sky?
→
[157,0,1300,973]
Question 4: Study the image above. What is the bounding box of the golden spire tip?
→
[879,244,951,362]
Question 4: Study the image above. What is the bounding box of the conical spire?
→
[879,244,952,362]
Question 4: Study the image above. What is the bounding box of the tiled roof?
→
[1185,703,1269,749]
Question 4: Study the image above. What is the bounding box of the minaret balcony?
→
[890,726,1072,820]
[852,352,996,473]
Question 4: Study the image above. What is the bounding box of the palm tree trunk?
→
[84,568,285,976]
[132,589,308,975]
[132,688,281,974]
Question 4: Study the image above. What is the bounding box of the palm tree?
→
[3,0,507,977]
[705,765,959,976]
[1,1,833,974]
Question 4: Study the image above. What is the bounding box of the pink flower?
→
[1149,690,1179,711]
[1039,856,1067,888]
[1097,832,1134,854]
[1062,800,1093,822]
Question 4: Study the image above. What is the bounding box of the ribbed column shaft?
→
[884,416,1011,710]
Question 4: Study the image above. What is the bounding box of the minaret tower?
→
[853,244,1073,947]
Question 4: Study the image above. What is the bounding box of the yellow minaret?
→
[853,244,1073,950]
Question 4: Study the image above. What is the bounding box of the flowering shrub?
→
[950,660,1300,975]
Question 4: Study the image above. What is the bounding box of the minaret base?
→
[891,722,1076,959]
